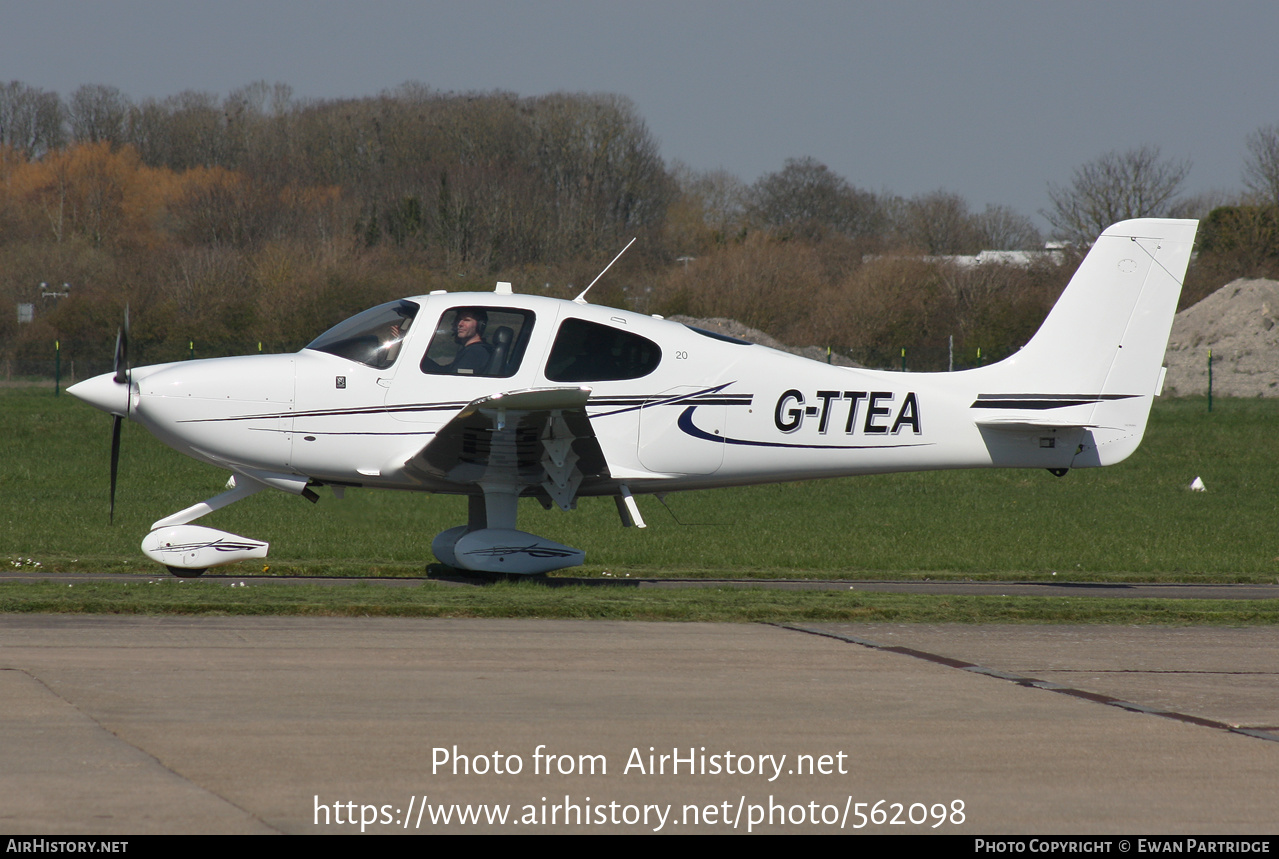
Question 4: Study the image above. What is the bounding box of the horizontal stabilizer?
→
[974,418,1097,432]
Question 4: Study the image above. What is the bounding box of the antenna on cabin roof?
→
[574,237,637,305]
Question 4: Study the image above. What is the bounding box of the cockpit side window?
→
[420,307,536,378]
[305,300,419,370]
[545,318,662,382]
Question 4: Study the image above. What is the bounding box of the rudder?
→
[980,218,1197,466]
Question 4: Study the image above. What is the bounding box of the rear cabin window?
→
[545,318,662,382]
[419,306,535,378]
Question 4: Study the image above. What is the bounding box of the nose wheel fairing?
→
[140,473,287,575]
[142,525,269,571]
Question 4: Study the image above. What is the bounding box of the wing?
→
[403,386,609,508]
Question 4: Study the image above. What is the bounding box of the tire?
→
[166,566,207,578]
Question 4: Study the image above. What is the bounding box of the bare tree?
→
[748,156,883,241]
[893,193,1041,254]
[130,90,228,170]
[1044,145,1190,244]
[898,190,981,254]
[665,163,747,252]
[1243,124,1279,205]
[973,204,1042,250]
[68,84,131,146]
[0,80,64,157]
[529,92,672,257]
[674,164,746,234]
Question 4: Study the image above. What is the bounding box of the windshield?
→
[306,300,420,369]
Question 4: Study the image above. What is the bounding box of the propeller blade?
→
[113,305,131,385]
[109,306,131,523]
[109,415,122,525]
[112,327,127,384]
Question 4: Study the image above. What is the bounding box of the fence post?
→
[1207,348,1213,413]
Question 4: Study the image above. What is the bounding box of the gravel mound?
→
[1162,278,1279,397]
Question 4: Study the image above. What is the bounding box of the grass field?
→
[3,579,1278,624]
[2,387,1276,621]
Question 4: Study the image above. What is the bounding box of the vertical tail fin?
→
[982,218,1197,466]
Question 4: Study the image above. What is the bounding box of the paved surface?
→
[5,570,1279,600]
[2,616,1278,834]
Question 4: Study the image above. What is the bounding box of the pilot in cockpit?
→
[422,308,493,375]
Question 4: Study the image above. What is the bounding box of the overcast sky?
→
[4,1,1276,227]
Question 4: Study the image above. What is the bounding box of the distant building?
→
[947,249,1065,270]
[863,247,1065,268]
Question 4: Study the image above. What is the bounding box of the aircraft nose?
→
[68,372,132,417]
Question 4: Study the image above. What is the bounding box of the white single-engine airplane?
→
[70,218,1197,576]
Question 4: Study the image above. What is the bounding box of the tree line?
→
[2,79,1276,375]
